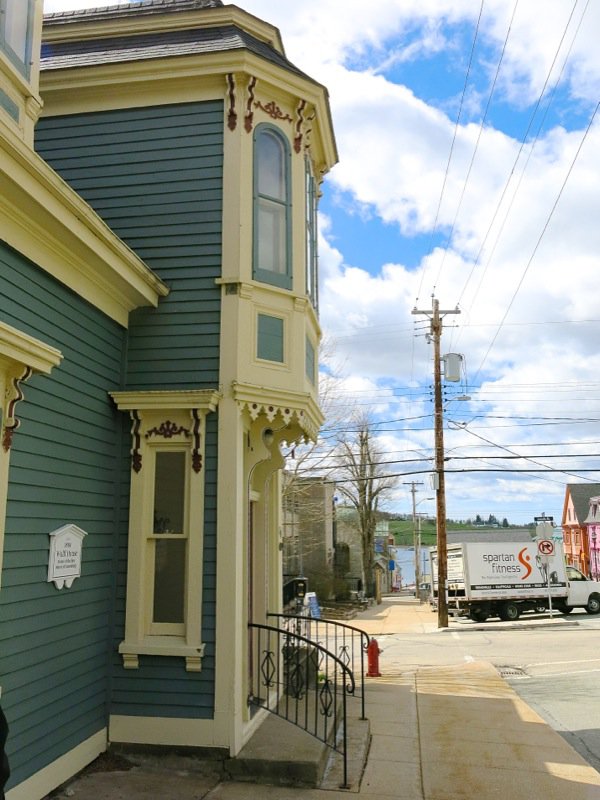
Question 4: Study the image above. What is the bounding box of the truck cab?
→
[559,566,600,614]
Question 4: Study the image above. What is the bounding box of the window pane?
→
[4,0,29,64]
[257,130,285,199]
[305,162,318,309]
[258,200,286,273]
[305,337,315,383]
[153,539,186,623]
[153,451,185,533]
[257,314,284,362]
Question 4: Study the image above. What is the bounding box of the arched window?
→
[253,125,292,289]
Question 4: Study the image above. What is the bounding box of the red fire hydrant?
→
[366,637,382,677]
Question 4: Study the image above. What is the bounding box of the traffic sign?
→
[538,539,554,556]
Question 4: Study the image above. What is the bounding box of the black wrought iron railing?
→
[248,622,356,788]
[268,613,369,721]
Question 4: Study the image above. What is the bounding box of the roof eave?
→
[40,47,338,171]
[43,4,286,56]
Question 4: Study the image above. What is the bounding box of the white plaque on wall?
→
[47,524,87,589]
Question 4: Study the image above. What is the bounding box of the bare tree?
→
[282,338,356,595]
[335,416,397,597]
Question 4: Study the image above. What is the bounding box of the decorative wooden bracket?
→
[254,100,292,124]
[146,421,190,439]
[226,73,237,131]
[294,99,307,153]
[245,76,257,132]
[131,410,142,473]
[2,365,33,452]
[191,408,203,473]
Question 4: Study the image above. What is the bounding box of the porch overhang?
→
[232,381,323,443]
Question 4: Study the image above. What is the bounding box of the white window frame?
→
[147,445,189,637]
[110,390,219,672]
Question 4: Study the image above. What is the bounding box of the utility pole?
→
[404,481,424,600]
[412,298,460,628]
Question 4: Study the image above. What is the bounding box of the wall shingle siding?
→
[0,243,125,789]
[36,99,223,719]
[35,100,224,390]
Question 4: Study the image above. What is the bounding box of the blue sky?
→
[44,1,600,526]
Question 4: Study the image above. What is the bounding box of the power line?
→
[445,421,600,483]
[305,466,600,487]
[415,0,485,304]
[472,97,600,382]
[432,0,520,293]
[454,0,586,316]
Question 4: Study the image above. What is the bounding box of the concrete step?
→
[226,696,370,791]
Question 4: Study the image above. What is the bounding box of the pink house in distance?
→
[561,483,600,574]
[585,496,600,581]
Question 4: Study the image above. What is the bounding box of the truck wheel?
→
[499,602,520,621]
[469,608,488,622]
[585,595,600,615]
[559,604,573,615]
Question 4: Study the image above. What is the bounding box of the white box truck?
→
[430,540,600,622]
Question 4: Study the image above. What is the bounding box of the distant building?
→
[585,496,600,581]
[335,506,364,595]
[282,476,335,599]
[562,484,600,573]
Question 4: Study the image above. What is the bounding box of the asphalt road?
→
[378,607,600,771]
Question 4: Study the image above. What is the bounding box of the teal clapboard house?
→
[0,1,336,798]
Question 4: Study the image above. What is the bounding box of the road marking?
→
[528,668,600,678]
[464,655,475,663]
[526,658,600,668]
[451,632,460,640]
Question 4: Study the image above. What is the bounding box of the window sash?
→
[305,161,318,309]
[257,130,286,199]
[305,337,315,383]
[148,449,188,633]
[253,125,292,289]
[257,199,287,275]
[151,538,187,628]
[257,313,284,363]
[1,0,33,76]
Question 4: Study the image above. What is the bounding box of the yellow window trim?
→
[111,390,219,673]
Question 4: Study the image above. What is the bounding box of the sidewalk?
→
[49,598,600,799]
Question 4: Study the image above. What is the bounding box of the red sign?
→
[538,539,554,556]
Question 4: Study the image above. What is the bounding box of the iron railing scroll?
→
[268,613,369,721]
[248,622,356,789]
